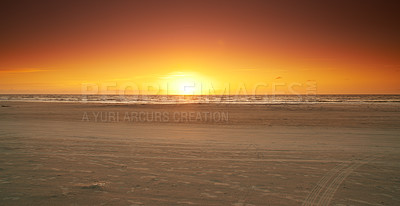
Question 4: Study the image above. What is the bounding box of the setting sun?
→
[158,72,217,95]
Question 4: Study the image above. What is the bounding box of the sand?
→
[0,102,399,205]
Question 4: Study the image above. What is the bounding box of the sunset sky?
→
[0,0,399,94]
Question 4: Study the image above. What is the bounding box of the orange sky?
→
[0,0,399,94]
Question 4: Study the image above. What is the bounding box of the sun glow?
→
[160,72,216,95]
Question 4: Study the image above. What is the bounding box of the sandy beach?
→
[0,102,399,205]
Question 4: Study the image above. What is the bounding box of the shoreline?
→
[2,99,400,105]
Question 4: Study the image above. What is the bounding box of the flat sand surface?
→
[0,102,399,205]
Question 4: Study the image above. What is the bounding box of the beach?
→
[0,102,399,205]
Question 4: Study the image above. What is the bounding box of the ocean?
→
[1,94,399,104]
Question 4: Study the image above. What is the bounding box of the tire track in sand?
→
[302,155,378,206]
[302,162,349,206]
[317,156,377,206]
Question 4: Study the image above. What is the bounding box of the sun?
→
[160,72,215,95]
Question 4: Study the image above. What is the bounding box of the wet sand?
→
[0,102,399,205]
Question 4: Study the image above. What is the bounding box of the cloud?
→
[0,68,50,74]
[235,68,259,72]
[383,64,400,68]
[275,76,282,79]
[157,71,192,79]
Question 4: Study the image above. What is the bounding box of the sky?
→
[0,0,399,94]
